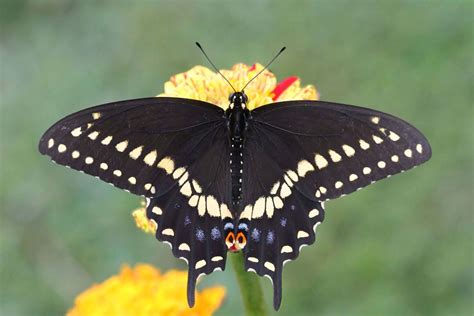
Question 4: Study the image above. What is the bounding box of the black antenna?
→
[195,42,236,92]
[241,46,286,92]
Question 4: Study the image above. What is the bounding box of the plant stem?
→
[230,252,269,316]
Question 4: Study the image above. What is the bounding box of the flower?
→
[67,264,226,316]
[160,63,319,110]
[132,202,157,235]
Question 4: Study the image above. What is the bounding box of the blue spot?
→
[238,223,248,231]
[266,230,275,244]
[196,228,205,242]
[184,215,191,226]
[290,204,296,211]
[211,227,221,240]
[251,228,260,242]
[280,217,287,227]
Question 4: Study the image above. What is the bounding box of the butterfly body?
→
[39,92,431,310]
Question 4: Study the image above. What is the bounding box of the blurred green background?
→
[1,1,472,315]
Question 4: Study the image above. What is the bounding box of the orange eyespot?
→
[236,232,246,246]
[225,232,235,244]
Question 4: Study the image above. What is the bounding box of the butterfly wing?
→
[241,100,431,309]
[39,97,232,306]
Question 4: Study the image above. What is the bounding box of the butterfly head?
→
[228,92,248,110]
[224,221,248,252]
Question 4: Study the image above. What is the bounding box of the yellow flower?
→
[132,203,157,235]
[67,264,226,316]
[160,63,319,110]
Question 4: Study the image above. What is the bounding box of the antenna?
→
[241,46,286,92]
[195,42,236,92]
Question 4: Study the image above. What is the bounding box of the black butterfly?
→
[38,87,431,309]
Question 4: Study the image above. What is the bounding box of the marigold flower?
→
[67,264,226,316]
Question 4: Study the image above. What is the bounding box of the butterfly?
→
[38,47,431,310]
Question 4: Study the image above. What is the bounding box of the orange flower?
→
[67,264,226,316]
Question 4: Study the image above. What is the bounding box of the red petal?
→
[272,76,298,100]
[249,64,257,71]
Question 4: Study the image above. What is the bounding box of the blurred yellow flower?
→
[67,264,226,316]
[133,203,157,235]
[160,63,319,110]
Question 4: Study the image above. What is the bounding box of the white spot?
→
[308,209,320,218]
[280,183,292,199]
[157,157,174,174]
[162,228,174,236]
[378,161,386,169]
[270,181,280,195]
[297,160,315,177]
[172,167,186,180]
[57,144,67,153]
[247,268,257,273]
[72,151,80,159]
[315,190,321,198]
[359,139,370,150]
[372,135,383,144]
[239,205,252,220]
[248,257,259,263]
[144,183,152,191]
[319,186,327,194]
[273,196,284,209]
[129,146,143,159]
[70,127,82,137]
[388,131,400,141]
[328,150,342,162]
[195,260,206,269]
[180,181,192,197]
[416,144,423,154]
[87,131,99,140]
[335,181,343,189]
[192,180,202,193]
[198,196,206,216]
[128,177,136,185]
[342,144,355,157]
[100,162,108,170]
[101,136,113,145]
[284,174,293,188]
[265,197,274,218]
[113,169,122,177]
[143,150,157,166]
[391,155,399,162]
[287,170,299,182]
[188,195,199,207]
[349,174,358,182]
[315,154,328,169]
[152,206,162,215]
[115,140,128,152]
[363,167,372,175]
[404,149,413,158]
[163,241,172,249]
[313,221,321,232]
[92,112,101,120]
[221,204,233,219]
[206,195,220,217]
[281,245,293,253]
[211,256,223,262]
[178,243,190,251]
[150,186,156,194]
[85,157,94,164]
[48,138,54,148]
[371,116,380,124]
[252,197,266,219]
[264,262,275,272]
[297,231,309,239]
